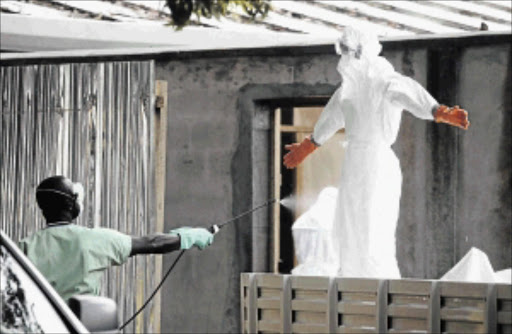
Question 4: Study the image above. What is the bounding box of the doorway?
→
[272,105,345,273]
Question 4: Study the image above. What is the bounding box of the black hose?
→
[118,198,276,331]
[119,250,185,331]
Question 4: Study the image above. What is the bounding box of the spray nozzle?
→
[208,224,221,234]
[207,198,277,234]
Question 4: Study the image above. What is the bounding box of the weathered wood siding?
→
[0,61,158,333]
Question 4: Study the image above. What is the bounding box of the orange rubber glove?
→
[434,105,470,130]
[283,136,318,169]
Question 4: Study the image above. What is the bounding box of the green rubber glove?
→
[169,227,214,250]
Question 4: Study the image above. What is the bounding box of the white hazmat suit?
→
[311,27,439,278]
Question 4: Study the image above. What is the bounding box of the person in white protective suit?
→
[283,26,469,278]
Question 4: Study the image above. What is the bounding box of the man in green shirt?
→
[19,175,214,302]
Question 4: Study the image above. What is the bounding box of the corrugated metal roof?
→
[1,0,510,52]
[3,0,510,34]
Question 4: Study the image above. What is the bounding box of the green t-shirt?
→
[19,224,132,302]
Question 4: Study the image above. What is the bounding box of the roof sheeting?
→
[1,0,510,52]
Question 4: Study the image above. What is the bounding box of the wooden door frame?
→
[235,83,336,274]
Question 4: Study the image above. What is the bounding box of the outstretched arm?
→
[130,233,180,256]
[387,74,469,130]
[130,227,214,256]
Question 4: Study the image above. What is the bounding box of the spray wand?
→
[119,198,277,331]
[208,198,277,234]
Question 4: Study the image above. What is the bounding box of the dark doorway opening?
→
[271,99,345,274]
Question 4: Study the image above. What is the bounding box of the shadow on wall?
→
[498,47,512,259]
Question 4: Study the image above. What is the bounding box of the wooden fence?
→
[1,61,159,333]
[241,273,512,333]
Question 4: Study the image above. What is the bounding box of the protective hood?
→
[335,26,385,79]
[335,26,382,61]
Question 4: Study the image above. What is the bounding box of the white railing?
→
[241,273,512,333]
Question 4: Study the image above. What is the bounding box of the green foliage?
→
[165,0,271,29]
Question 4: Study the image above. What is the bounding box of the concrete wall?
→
[155,35,511,333]
[156,54,339,333]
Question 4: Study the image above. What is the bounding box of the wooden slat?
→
[337,278,380,292]
[258,321,281,332]
[440,308,485,322]
[259,287,282,299]
[388,279,432,295]
[260,308,281,322]
[439,282,488,298]
[338,325,376,333]
[292,300,328,312]
[292,323,328,333]
[258,274,284,288]
[388,329,427,334]
[340,292,377,303]
[442,296,486,309]
[292,276,331,290]
[387,304,428,318]
[294,289,328,300]
[258,298,281,309]
[389,294,429,306]
[339,302,377,315]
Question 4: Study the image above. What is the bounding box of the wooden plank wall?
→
[0,61,159,334]
[241,273,512,334]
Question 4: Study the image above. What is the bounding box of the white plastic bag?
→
[291,187,338,276]
[440,247,511,283]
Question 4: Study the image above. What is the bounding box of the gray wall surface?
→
[156,36,510,333]
[156,54,340,333]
